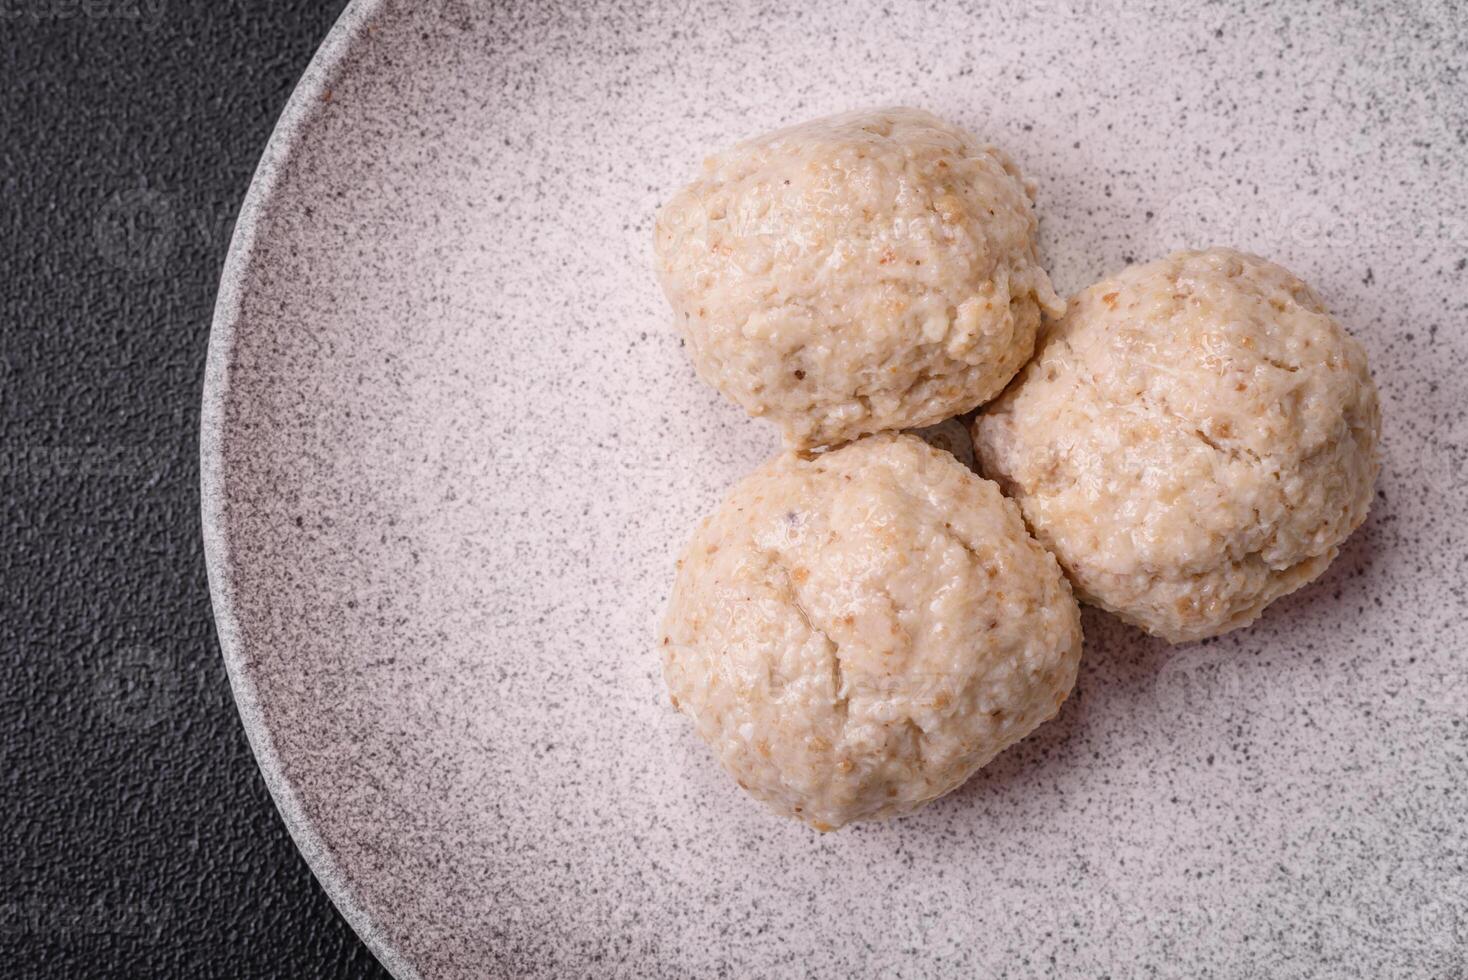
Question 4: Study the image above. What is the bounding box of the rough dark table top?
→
[1,1,390,975]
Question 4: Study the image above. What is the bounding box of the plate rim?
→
[199,0,416,976]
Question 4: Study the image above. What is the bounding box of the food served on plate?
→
[660,434,1082,830]
[654,108,1383,828]
[653,107,1063,449]
[972,248,1381,643]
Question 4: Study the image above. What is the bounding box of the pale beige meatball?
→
[660,434,1082,830]
[972,248,1381,644]
[654,108,1064,449]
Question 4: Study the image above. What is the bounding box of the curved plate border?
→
[200,0,417,976]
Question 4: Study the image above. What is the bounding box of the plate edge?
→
[199,1,424,977]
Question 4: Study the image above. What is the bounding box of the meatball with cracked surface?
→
[972,248,1381,643]
[654,107,1063,449]
[660,433,1082,830]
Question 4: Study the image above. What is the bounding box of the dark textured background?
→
[1,1,391,976]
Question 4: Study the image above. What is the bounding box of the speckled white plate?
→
[202,1,1468,976]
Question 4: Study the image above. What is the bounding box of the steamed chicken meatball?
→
[654,108,1064,449]
[660,433,1083,830]
[972,248,1381,644]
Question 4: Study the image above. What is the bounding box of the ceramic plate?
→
[202,1,1467,975]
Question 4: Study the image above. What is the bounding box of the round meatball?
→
[972,248,1381,644]
[654,107,1064,449]
[660,433,1082,830]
